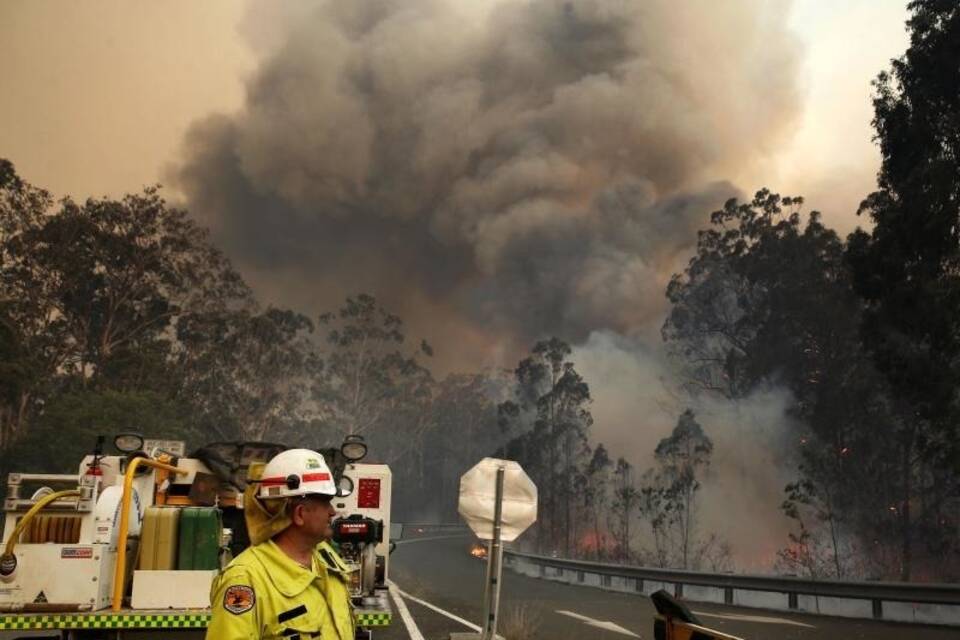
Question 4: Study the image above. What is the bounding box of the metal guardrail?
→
[399,522,467,532]
[395,522,468,540]
[504,550,960,626]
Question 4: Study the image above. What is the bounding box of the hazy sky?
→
[0,1,908,233]
[772,0,910,232]
[0,1,253,199]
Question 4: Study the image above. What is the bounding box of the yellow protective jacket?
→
[206,539,354,640]
[316,541,355,636]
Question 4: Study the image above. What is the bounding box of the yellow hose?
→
[111,457,186,611]
[1,489,81,563]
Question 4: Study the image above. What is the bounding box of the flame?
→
[578,531,614,556]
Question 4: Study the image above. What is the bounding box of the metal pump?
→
[332,514,384,602]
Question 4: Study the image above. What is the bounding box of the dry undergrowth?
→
[498,603,544,640]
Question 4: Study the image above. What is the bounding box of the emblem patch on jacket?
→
[223,585,256,615]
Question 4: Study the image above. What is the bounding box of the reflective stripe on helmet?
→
[260,472,332,487]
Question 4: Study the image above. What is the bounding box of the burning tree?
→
[582,444,613,560]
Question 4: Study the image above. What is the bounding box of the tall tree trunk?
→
[624,500,631,561]
[683,490,690,569]
[900,439,912,581]
[12,391,30,448]
[0,390,32,453]
[0,405,11,452]
[593,504,601,560]
[826,487,843,578]
[564,430,572,557]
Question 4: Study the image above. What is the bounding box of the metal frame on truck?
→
[0,434,393,639]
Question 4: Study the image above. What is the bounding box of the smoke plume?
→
[174,0,801,363]
[174,0,803,565]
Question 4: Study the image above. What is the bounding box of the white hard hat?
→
[258,449,337,499]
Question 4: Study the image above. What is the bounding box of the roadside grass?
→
[499,603,543,640]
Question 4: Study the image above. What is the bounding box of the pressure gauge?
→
[113,433,144,453]
[337,474,355,498]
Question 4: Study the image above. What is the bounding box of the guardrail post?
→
[635,578,644,593]
[872,599,883,620]
[788,592,798,609]
[725,587,734,605]
[674,583,683,598]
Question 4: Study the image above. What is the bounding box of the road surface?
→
[379,530,959,640]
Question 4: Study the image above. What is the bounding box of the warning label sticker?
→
[61,547,93,559]
[357,478,381,509]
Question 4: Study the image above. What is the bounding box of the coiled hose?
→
[0,489,81,576]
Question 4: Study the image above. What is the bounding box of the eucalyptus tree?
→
[498,338,593,554]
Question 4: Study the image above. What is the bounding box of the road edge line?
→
[388,580,481,633]
[389,581,427,640]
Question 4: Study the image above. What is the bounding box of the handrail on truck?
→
[111,457,187,611]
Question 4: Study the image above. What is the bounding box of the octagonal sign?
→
[458,457,538,541]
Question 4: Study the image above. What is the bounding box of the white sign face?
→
[144,439,186,457]
[458,458,538,541]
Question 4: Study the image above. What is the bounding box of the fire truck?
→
[0,434,393,639]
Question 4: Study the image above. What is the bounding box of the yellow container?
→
[139,507,180,570]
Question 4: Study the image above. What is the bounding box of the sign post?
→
[457,458,537,640]
[479,465,505,640]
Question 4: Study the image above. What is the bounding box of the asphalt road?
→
[379,531,960,640]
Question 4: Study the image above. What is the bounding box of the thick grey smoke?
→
[175,0,801,363]
[174,0,803,566]
[575,332,796,569]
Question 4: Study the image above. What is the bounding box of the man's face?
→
[292,494,337,542]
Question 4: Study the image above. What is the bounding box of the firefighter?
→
[206,449,355,640]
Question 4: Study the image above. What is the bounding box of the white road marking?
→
[556,609,641,637]
[388,579,482,633]
[389,581,427,640]
[394,534,808,636]
[693,610,816,628]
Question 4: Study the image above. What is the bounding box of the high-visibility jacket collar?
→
[250,539,324,598]
[317,541,352,576]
